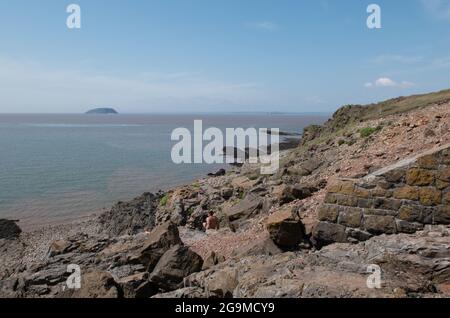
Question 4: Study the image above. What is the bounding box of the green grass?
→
[159,193,170,207]
[360,126,381,138]
[360,88,450,120]
[285,87,450,172]
[191,182,200,189]
[346,139,356,146]
[186,206,195,215]
[301,88,450,147]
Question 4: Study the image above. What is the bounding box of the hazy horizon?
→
[0,110,333,115]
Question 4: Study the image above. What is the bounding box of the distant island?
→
[85,108,118,114]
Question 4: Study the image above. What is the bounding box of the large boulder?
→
[287,160,321,176]
[0,239,26,283]
[47,239,78,258]
[98,192,159,236]
[129,222,182,271]
[220,188,234,200]
[62,271,121,298]
[149,245,203,291]
[23,264,69,293]
[179,266,240,298]
[291,186,315,200]
[118,272,156,298]
[311,221,347,248]
[205,269,239,298]
[202,251,226,270]
[273,184,315,204]
[207,169,226,177]
[272,184,295,205]
[231,176,259,192]
[0,219,22,240]
[265,207,304,249]
[224,194,263,222]
[231,235,282,258]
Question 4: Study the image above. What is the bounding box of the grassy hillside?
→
[301,88,450,145]
[360,88,450,119]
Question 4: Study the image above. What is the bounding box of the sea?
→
[0,113,328,230]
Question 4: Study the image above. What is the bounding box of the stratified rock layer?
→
[314,144,450,246]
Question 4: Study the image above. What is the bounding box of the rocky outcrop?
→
[0,219,22,240]
[163,225,449,298]
[311,221,347,247]
[0,239,25,281]
[301,89,450,147]
[118,272,156,298]
[60,271,122,298]
[314,144,450,246]
[207,169,226,177]
[223,194,263,223]
[231,235,282,258]
[202,251,226,270]
[265,207,305,249]
[273,184,315,204]
[129,222,182,271]
[98,192,160,236]
[149,245,203,291]
[0,222,203,298]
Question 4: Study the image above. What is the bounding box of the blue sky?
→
[0,0,450,113]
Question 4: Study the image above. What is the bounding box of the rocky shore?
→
[1,89,449,298]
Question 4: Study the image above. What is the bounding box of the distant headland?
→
[85,108,118,114]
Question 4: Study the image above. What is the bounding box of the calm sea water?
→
[0,113,328,229]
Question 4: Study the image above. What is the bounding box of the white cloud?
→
[421,0,450,20]
[375,77,397,87]
[0,56,269,113]
[365,77,414,88]
[245,21,280,31]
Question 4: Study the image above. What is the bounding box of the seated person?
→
[203,211,219,231]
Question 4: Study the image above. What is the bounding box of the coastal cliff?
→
[1,89,449,298]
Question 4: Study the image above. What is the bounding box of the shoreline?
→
[0,133,302,279]
[8,136,301,233]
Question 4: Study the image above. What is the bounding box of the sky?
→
[0,0,450,113]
